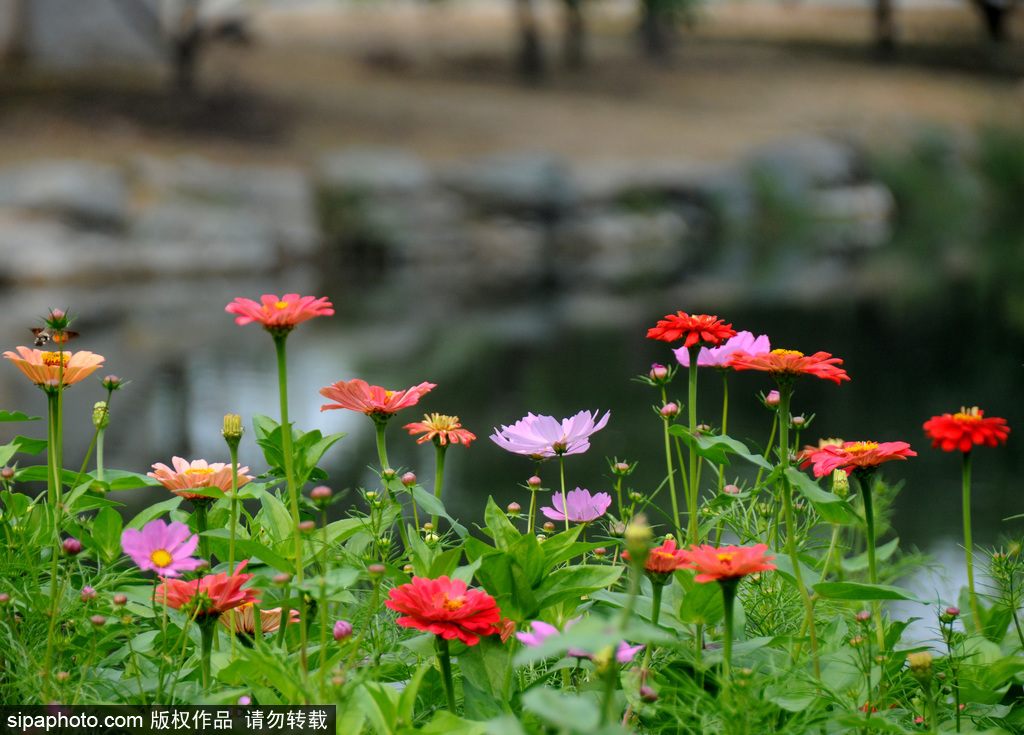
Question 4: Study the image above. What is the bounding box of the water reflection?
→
[1,275,1020,619]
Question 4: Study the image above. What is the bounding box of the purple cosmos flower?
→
[541,488,613,523]
[518,617,644,663]
[674,331,771,368]
[516,620,562,648]
[120,519,202,578]
[490,410,610,458]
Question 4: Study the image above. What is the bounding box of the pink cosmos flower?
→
[674,331,771,368]
[319,379,436,417]
[541,487,613,523]
[517,618,644,663]
[490,410,610,458]
[120,519,202,577]
[148,457,253,503]
[225,294,334,334]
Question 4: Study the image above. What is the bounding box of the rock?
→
[439,153,576,216]
[0,159,128,228]
[317,147,433,196]
[467,217,548,283]
[746,136,862,199]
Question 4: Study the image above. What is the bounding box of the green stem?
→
[527,486,537,536]
[661,386,682,540]
[432,444,447,530]
[687,345,700,546]
[194,502,211,563]
[854,470,886,651]
[374,418,391,471]
[272,333,308,669]
[199,618,216,693]
[640,581,663,671]
[718,372,729,493]
[720,578,739,688]
[46,392,58,506]
[437,636,457,713]
[559,456,568,533]
[95,427,105,483]
[962,451,981,634]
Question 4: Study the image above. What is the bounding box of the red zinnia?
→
[155,560,260,620]
[646,312,736,348]
[801,441,916,477]
[385,575,501,646]
[678,544,776,583]
[404,413,476,447]
[320,379,436,417]
[624,539,688,574]
[226,294,334,334]
[924,407,1010,453]
[726,349,849,385]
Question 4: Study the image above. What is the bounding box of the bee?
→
[30,327,79,347]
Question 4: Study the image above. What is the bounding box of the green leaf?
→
[91,506,124,565]
[670,429,772,470]
[521,688,601,733]
[408,483,467,539]
[459,635,513,719]
[679,581,724,626]
[356,682,400,735]
[484,496,520,550]
[12,435,47,455]
[225,538,294,574]
[813,581,921,602]
[840,538,901,573]
[536,564,622,609]
[397,664,431,725]
[419,711,488,735]
[259,493,294,544]
[0,440,20,468]
[0,410,40,422]
[785,468,856,524]
[127,497,183,529]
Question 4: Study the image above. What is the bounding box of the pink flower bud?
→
[112,593,128,607]
[660,402,679,418]
[80,586,96,602]
[310,486,333,502]
[401,472,416,487]
[0,467,14,480]
[766,390,780,407]
[272,573,293,585]
[723,484,740,495]
[238,696,251,705]
[542,522,555,533]
[507,502,521,517]
[298,521,316,533]
[90,615,106,627]
[528,476,543,488]
[101,375,122,390]
[62,538,82,556]
[640,685,658,702]
[649,364,668,381]
[367,563,386,578]
[333,620,353,641]
[855,610,871,623]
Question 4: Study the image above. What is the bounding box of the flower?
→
[646,312,736,347]
[490,410,610,458]
[679,543,777,583]
[801,441,916,477]
[333,620,354,641]
[121,519,202,578]
[148,457,253,503]
[62,538,83,556]
[3,347,104,387]
[726,349,849,385]
[225,294,334,334]
[624,538,688,574]
[674,331,771,368]
[156,560,260,620]
[404,414,476,447]
[319,379,436,418]
[541,488,612,523]
[924,407,1010,453]
[219,603,300,635]
[517,618,643,663]
[516,619,562,648]
[384,575,501,646]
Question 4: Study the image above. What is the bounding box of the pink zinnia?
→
[490,410,610,458]
[226,294,334,334]
[540,488,612,523]
[674,331,771,368]
[148,457,253,503]
[801,441,916,477]
[726,349,849,385]
[121,519,202,577]
[319,379,436,418]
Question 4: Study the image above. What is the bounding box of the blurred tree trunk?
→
[639,0,672,63]
[172,0,203,94]
[562,0,586,69]
[972,0,1012,41]
[2,0,30,68]
[874,0,896,53]
[514,0,545,81]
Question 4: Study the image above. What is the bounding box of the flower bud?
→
[273,573,293,586]
[55,671,70,683]
[333,620,353,641]
[92,401,110,429]
[62,538,83,556]
[609,522,626,537]
[849,635,865,647]
[367,563,386,579]
[364,491,377,501]
[80,586,96,602]
[310,486,333,507]
[298,521,316,533]
[542,522,555,534]
[660,402,679,419]
[855,610,871,624]
[624,515,652,564]
[831,469,850,498]
[332,676,346,687]
[381,469,396,480]
[0,593,9,606]
[90,615,106,627]
[423,522,434,532]
[593,547,607,559]
[238,696,251,706]
[112,593,128,607]
[222,414,243,446]
[101,375,123,391]
[907,651,933,683]
[765,390,780,407]
[649,364,669,382]
[790,416,806,428]
[723,484,740,495]
[640,685,658,703]
[424,532,439,543]
[527,476,543,489]
[401,472,416,487]
[403,564,414,574]
[507,502,522,517]
[628,490,644,503]
[612,462,633,476]
[0,467,13,481]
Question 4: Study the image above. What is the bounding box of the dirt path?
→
[0,0,1022,167]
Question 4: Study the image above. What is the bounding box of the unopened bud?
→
[723,484,740,495]
[364,491,377,501]
[507,502,522,517]
[367,564,386,579]
[0,593,9,606]
[62,538,83,556]
[542,522,555,534]
[222,414,243,444]
[0,467,13,481]
[660,402,679,419]
[298,521,316,533]
[640,685,658,703]
[80,586,96,602]
[765,390,780,407]
[422,522,434,532]
[90,615,106,627]
[907,651,933,683]
[832,469,850,498]
[403,564,414,574]
[649,364,668,381]
[381,469,396,480]
[310,486,332,505]
[272,573,293,586]
[612,461,633,476]
[92,401,110,429]
[333,620,353,641]
[55,671,70,683]
[791,416,806,428]
[855,610,871,624]
[101,375,123,391]
[112,593,128,607]
[624,515,652,562]
[593,547,607,559]
[401,472,416,487]
[527,476,543,489]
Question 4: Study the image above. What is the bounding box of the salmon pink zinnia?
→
[156,560,260,620]
[404,414,476,447]
[726,349,849,385]
[225,294,334,334]
[646,312,736,347]
[148,457,254,503]
[679,543,776,583]
[385,575,501,646]
[801,441,916,477]
[319,379,436,418]
[3,347,105,387]
[924,407,1010,453]
[624,538,688,574]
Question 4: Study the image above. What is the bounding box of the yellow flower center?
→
[954,406,982,423]
[150,549,173,567]
[424,413,460,430]
[385,390,397,399]
[441,594,465,611]
[717,552,736,563]
[845,442,879,455]
[41,351,70,367]
[771,349,804,357]
[274,301,290,310]
[184,468,215,478]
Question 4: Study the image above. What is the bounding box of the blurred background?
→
[1,0,1023,607]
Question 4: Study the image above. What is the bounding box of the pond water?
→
[1,262,1021,618]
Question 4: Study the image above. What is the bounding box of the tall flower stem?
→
[194,502,211,563]
[961,451,981,633]
[46,391,59,506]
[687,345,700,546]
[374,419,391,471]
[640,581,663,672]
[437,636,457,713]
[660,385,682,540]
[199,618,218,693]
[719,577,739,687]
[778,385,820,678]
[375,421,411,555]
[431,444,448,530]
[718,372,729,493]
[559,456,569,533]
[272,333,308,669]
[852,470,886,651]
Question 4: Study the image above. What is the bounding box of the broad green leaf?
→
[679,581,723,626]
[813,581,920,602]
[785,468,856,524]
[0,411,39,422]
[521,688,601,733]
[259,493,294,544]
[127,496,183,529]
[91,506,124,565]
[484,496,520,550]
[419,711,488,735]
[356,681,400,735]
[670,429,772,470]
[0,440,20,468]
[537,564,622,609]
[12,435,47,455]
[840,538,901,573]
[408,483,467,538]
[459,635,513,719]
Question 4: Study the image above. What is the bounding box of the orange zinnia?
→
[624,538,688,574]
[801,441,916,477]
[678,543,776,583]
[646,312,736,347]
[226,293,334,334]
[385,575,501,646]
[404,414,476,447]
[3,347,104,387]
[924,407,1010,453]
[148,457,253,503]
[726,349,849,385]
[156,560,260,620]
[320,379,436,417]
